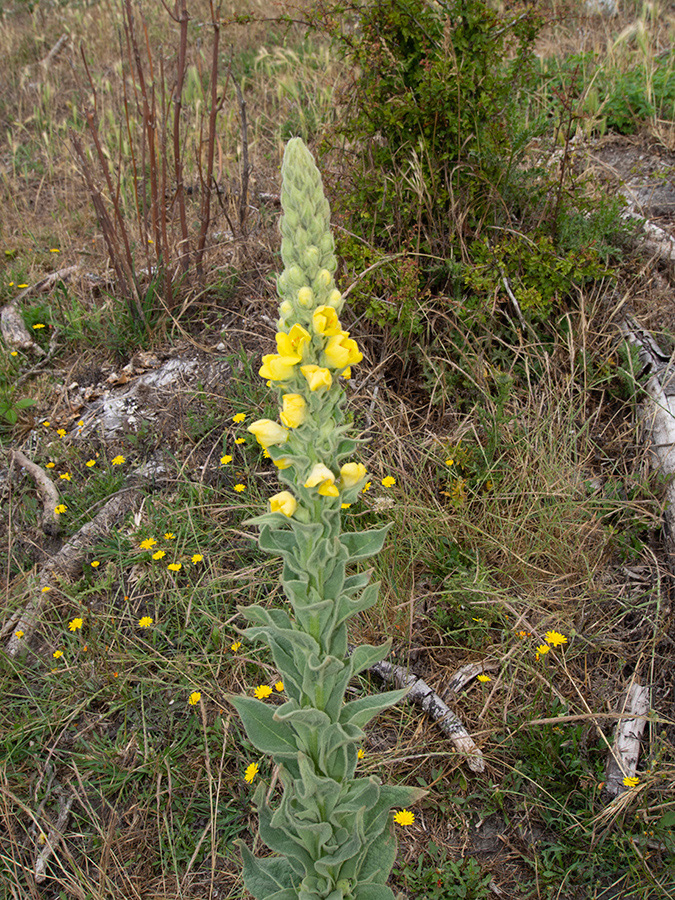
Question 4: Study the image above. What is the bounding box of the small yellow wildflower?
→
[139,538,157,550]
[152,550,166,560]
[244,762,259,783]
[41,586,51,593]
[381,476,396,488]
[50,248,59,253]
[234,483,245,492]
[357,748,365,759]
[86,459,96,467]
[362,481,372,493]
[191,554,204,563]
[393,809,415,827]
[77,420,84,427]
[230,641,242,652]
[623,776,639,788]
[111,455,125,465]
[232,413,246,423]
[220,455,233,465]
[477,674,491,683]
[274,681,284,692]
[445,458,454,466]
[10,351,17,356]
[54,504,67,514]
[516,630,531,638]
[341,503,352,509]
[59,472,71,481]
[544,630,568,648]
[33,323,45,329]
[235,437,246,444]
[90,560,100,568]
[138,616,153,628]
[56,429,66,438]
[535,644,550,660]
[164,532,176,540]
[254,685,273,700]
[52,650,63,659]
[68,617,83,632]
[42,421,50,427]
[46,462,55,468]
[15,630,24,639]
[18,284,28,288]
[168,563,182,572]
[188,691,201,706]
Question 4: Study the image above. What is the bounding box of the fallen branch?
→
[603,680,649,799]
[34,790,75,884]
[10,450,60,536]
[369,658,485,773]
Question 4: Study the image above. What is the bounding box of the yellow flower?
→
[535,644,550,660]
[232,413,246,423]
[138,616,153,628]
[15,630,24,639]
[191,554,204,563]
[280,393,307,428]
[312,305,341,336]
[54,504,67,514]
[33,323,45,329]
[362,482,372,493]
[254,685,273,699]
[297,286,314,306]
[301,364,332,391]
[339,462,367,489]
[111,455,126,465]
[544,630,568,648]
[68,617,83,632]
[220,455,233,465]
[244,762,259,783]
[477,674,491,683]
[50,248,60,253]
[52,650,63,659]
[168,563,182,572]
[341,503,351,509]
[46,462,55,468]
[152,550,166,560]
[393,809,415,827]
[381,476,396,488]
[90,560,100,568]
[235,437,246,444]
[42,421,50,427]
[234,484,245,493]
[188,691,201,706]
[445,458,454,466]
[164,532,176,540]
[304,463,339,498]
[248,419,289,449]
[86,459,96,467]
[41,586,51,593]
[10,351,18,357]
[259,353,300,381]
[59,472,71,481]
[623,776,639,788]
[323,332,363,368]
[274,681,284,692]
[56,429,66,438]
[357,748,365,759]
[276,323,311,357]
[270,491,298,518]
[139,538,157,550]
[230,641,242,652]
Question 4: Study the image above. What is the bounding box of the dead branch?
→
[369,658,485,773]
[10,451,60,536]
[34,789,75,884]
[603,680,649,799]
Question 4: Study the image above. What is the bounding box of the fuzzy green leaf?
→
[229,695,298,758]
[238,841,298,898]
[341,525,391,562]
[353,884,398,900]
[339,687,409,730]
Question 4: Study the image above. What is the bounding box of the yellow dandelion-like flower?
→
[111,455,126,465]
[477,674,491,683]
[232,413,246,423]
[234,483,245,492]
[220,455,233,465]
[168,563,182,572]
[244,762,259,783]
[138,616,153,628]
[42,420,50,427]
[152,550,166,560]
[46,462,55,468]
[18,284,28,288]
[341,503,352,509]
[33,323,45,329]
[235,437,246,445]
[623,776,639,788]
[191,554,204,564]
[263,450,271,459]
[56,429,66,438]
[381,476,396,488]
[68,617,83,632]
[230,641,242,652]
[52,650,63,659]
[59,472,71,481]
[50,248,60,253]
[393,809,415,827]
[86,459,96,467]
[139,538,157,550]
[535,644,550,660]
[254,685,273,700]
[164,532,176,540]
[516,630,531,638]
[54,504,67,514]
[10,351,18,357]
[90,560,100,568]
[41,586,51,593]
[15,630,24,639]
[362,481,372,493]
[274,681,284,692]
[188,691,201,706]
[77,420,84,427]
[445,458,454,466]
[357,748,365,759]
[544,630,568,648]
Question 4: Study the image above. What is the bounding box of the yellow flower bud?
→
[297,286,314,307]
[304,463,339,497]
[247,419,289,448]
[312,305,341,336]
[301,364,333,391]
[316,268,332,289]
[269,491,298,517]
[323,333,363,368]
[276,323,311,358]
[340,462,367,488]
[280,393,307,428]
[326,288,343,308]
[279,300,293,318]
[259,354,300,381]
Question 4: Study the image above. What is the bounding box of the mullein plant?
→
[230,138,423,900]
